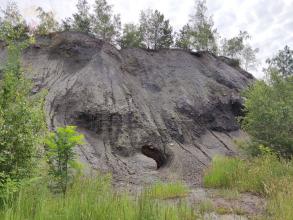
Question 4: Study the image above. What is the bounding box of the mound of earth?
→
[0,32,254,186]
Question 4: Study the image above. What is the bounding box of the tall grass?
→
[0,175,197,220]
[144,182,189,199]
[203,154,293,219]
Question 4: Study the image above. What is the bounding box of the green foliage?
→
[241,45,259,71]
[204,154,293,219]
[92,0,121,44]
[221,31,259,70]
[175,24,192,50]
[265,45,293,78]
[0,175,198,220]
[36,7,59,35]
[221,31,249,58]
[120,23,143,48]
[72,0,92,33]
[139,9,174,50]
[188,0,218,53]
[267,177,293,220]
[204,153,293,195]
[60,17,73,31]
[203,156,245,189]
[0,1,28,42]
[241,71,293,156]
[45,126,84,194]
[144,182,189,199]
[0,40,45,203]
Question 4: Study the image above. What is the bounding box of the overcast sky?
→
[2,0,293,78]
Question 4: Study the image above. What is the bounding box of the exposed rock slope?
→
[0,32,254,186]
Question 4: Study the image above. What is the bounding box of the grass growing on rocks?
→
[203,154,293,219]
[0,175,197,220]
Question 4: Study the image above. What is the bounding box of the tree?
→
[139,9,174,50]
[92,0,121,44]
[241,45,259,71]
[221,31,250,58]
[175,24,192,50]
[72,0,92,33]
[159,19,173,49]
[45,126,84,195]
[0,37,44,199]
[241,69,293,157]
[120,23,143,48]
[265,45,293,78]
[221,31,258,70]
[60,17,73,31]
[188,0,218,53]
[36,7,59,35]
[0,1,28,41]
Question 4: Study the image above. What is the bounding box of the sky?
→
[2,0,293,78]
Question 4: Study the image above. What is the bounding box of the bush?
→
[0,38,45,205]
[45,126,84,195]
[241,71,293,157]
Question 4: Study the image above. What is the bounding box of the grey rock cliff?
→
[0,32,253,186]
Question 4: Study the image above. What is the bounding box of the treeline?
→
[0,0,258,70]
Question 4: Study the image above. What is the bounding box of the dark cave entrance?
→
[141,145,167,169]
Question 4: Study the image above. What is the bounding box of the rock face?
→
[0,32,253,186]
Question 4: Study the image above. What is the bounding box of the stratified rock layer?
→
[0,32,253,186]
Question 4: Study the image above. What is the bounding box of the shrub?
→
[241,71,293,157]
[45,126,84,195]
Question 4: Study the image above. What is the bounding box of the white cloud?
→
[2,0,293,78]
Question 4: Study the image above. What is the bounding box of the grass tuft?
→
[144,182,189,199]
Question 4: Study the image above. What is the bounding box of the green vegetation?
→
[266,45,293,77]
[144,182,189,199]
[241,71,293,157]
[0,1,292,219]
[204,153,293,195]
[0,175,197,220]
[204,49,293,219]
[204,153,293,219]
[197,199,214,215]
[139,9,174,50]
[120,23,143,48]
[0,36,44,204]
[45,126,84,194]
[221,31,259,70]
[36,7,59,35]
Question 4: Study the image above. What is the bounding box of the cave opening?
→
[141,145,167,169]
